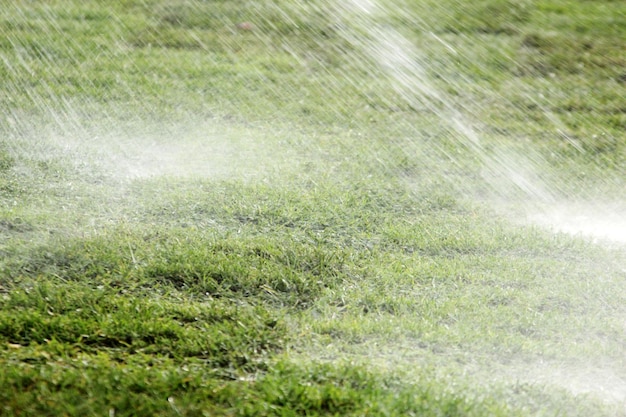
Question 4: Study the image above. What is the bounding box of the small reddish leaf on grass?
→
[236,22,254,31]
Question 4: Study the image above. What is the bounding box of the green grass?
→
[1,0,626,415]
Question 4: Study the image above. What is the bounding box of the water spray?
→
[334,0,626,244]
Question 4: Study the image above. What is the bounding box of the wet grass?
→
[1,0,626,416]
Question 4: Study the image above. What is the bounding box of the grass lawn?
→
[1,0,625,415]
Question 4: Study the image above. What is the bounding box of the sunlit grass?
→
[1,0,625,415]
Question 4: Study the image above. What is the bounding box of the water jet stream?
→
[334,0,626,244]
